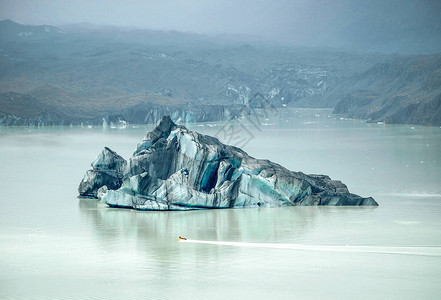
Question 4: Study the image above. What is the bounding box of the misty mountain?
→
[331,54,441,125]
[309,0,441,55]
[0,19,440,126]
[0,19,62,39]
[2,0,440,55]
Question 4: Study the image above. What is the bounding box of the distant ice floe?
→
[377,192,441,198]
[393,220,421,225]
[108,119,128,129]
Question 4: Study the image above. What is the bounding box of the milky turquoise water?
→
[1,109,441,299]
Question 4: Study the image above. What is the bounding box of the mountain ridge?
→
[0,19,440,126]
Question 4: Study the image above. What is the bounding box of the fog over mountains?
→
[1,0,440,54]
[0,0,440,126]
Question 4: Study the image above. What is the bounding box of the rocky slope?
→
[78,116,377,210]
[0,92,68,126]
[331,54,441,126]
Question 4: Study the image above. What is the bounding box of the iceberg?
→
[78,116,378,209]
[78,147,126,198]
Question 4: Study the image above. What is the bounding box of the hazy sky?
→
[0,0,334,33]
[1,0,440,48]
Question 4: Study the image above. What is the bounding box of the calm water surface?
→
[1,109,440,299]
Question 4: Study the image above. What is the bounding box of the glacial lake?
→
[1,108,441,299]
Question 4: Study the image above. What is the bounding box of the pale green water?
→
[1,109,441,299]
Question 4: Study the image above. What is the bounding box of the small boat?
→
[178,236,187,241]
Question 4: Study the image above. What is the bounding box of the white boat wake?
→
[179,239,441,257]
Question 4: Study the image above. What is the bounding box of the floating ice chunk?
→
[79,115,378,209]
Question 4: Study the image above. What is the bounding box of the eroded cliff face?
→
[0,91,245,126]
[78,116,377,210]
